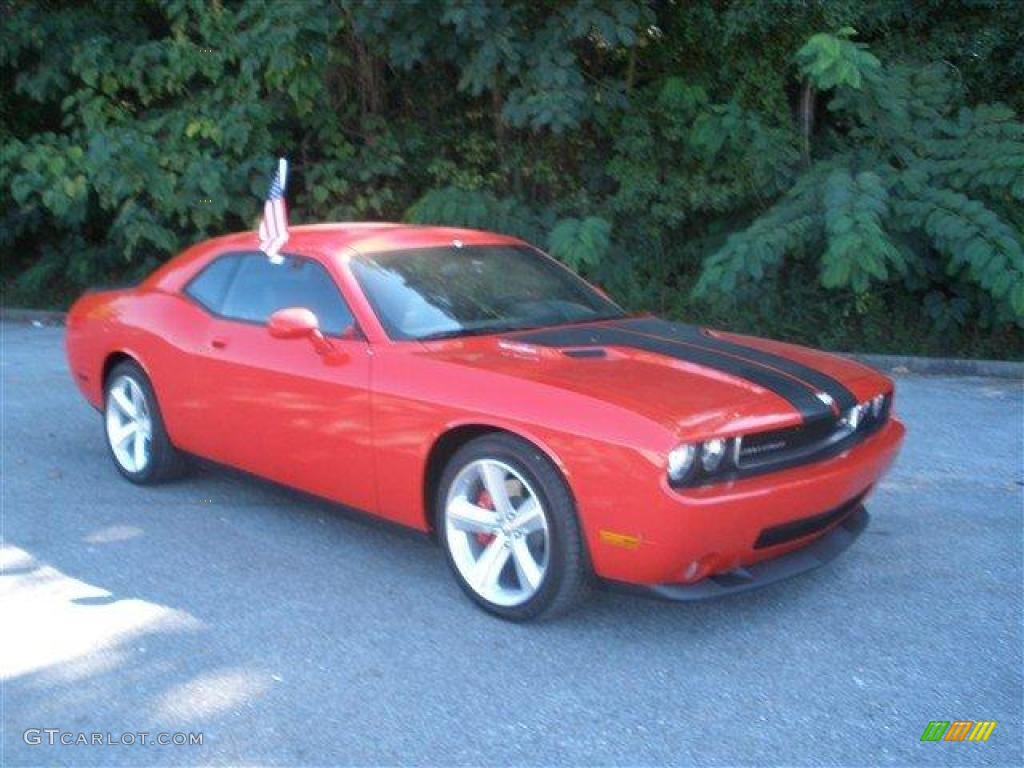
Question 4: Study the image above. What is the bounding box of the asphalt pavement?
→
[2,321,1022,766]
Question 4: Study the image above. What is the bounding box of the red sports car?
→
[66,224,905,619]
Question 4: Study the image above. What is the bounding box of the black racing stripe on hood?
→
[616,318,859,412]
[512,326,833,422]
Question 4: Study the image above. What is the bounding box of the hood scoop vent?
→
[562,348,607,359]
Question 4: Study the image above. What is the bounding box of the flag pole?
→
[277,157,288,190]
[258,156,290,264]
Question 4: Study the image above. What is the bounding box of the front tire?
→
[104,360,187,484]
[437,434,590,620]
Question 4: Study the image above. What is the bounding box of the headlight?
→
[669,438,737,486]
[700,438,727,472]
[871,393,885,418]
[846,394,890,432]
[667,443,696,484]
[844,403,868,430]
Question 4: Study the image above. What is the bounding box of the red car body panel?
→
[66,223,905,589]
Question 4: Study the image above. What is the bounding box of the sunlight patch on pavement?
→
[1,545,34,570]
[152,668,271,721]
[0,544,201,680]
[83,524,144,544]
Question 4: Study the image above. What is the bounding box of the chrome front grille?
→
[733,393,892,474]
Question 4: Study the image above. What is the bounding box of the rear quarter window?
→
[184,255,242,313]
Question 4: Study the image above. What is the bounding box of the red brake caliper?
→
[475,489,497,547]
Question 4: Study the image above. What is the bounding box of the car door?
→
[190,251,376,514]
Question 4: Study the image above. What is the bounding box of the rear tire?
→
[437,433,590,620]
[103,360,187,484]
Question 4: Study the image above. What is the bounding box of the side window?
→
[184,254,242,313]
[219,253,356,336]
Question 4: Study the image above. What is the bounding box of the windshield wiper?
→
[418,314,626,342]
[552,313,627,328]
[418,327,506,341]
[418,323,542,341]
[418,329,473,341]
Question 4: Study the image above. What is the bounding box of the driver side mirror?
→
[268,307,320,340]
[268,307,343,360]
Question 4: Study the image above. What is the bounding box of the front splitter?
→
[610,505,869,602]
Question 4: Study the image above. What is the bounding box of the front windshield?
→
[350,244,625,340]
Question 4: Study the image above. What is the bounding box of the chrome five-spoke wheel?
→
[444,458,550,608]
[103,360,186,484]
[438,434,589,619]
[105,374,152,473]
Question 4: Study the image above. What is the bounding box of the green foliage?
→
[406,187,544,244]
[547,217,612,271]
[795,27,881,90]
[821,169,903,291]
[896,187,1024,316]
[696,27,1024,330]
[696,181,821,295]
[2,0,1022,357]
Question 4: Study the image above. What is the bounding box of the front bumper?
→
[637,504,869,601]
[580,418,904,585]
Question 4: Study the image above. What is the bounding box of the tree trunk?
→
[352,34,384,120]
[800,80,816,165]
[492,78,505,149]
[625,46,637,94]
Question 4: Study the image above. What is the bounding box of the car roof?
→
[143,222,528,292]
[203,222,525,258]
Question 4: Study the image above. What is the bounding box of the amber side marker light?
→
[599,530,642,550]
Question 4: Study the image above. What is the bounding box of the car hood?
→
[414,317,888,438]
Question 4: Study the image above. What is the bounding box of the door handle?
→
[211,337,228,349]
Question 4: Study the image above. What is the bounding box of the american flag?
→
[258,157,289,262]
